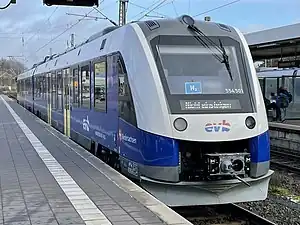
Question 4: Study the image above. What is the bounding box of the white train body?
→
[17,15,273,206]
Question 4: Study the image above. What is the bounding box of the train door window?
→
[51,72,57,109]
[29,78,32,96]
[34,77,37,98]
[36,76,39,98]
[57,71,63,111]
[38,76,41,98]
[47,73,51,98]
[94,59,106,112]
[42,74,46,100]
[80,65,90,109]
[265,78,277,99]
[63,68,72,104]
[73,68,79,107]
[117,54,137,126]
[36,76,40,98]
[40,75,42,99]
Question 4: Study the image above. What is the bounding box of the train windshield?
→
[157,45,244,95]
[150,35,254,114]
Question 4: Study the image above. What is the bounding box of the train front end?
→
[127,16,273,206]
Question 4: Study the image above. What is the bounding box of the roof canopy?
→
[244,23,300,60]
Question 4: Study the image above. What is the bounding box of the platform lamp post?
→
[0,0,16,10]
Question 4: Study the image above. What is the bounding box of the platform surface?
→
[0,95,192,225]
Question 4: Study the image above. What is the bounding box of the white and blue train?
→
[17,15,273,206]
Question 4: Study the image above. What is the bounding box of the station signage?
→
[278,60,300,68]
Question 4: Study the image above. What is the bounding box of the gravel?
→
[238,170,300,225]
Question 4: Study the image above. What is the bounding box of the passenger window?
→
[265,78,278,98]
[81,65,90,109]
[72,68,79,107]
[47,73,51,99]
[51,72,57,109]
[42,75,46,100]
[57,71,63,111]
[34,77,37,98]
[94,60,106,112]
[117,54,137,126]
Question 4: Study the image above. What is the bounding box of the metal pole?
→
[119,0,128,26]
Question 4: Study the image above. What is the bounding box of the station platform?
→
[0,95,192,225]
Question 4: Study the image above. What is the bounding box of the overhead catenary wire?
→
[93,7,118,26]
[171,0,178,17]
[24,7,59,45]
[35,7,96,54]
[128,2,169,18]
[26,1,117,64]
[193,0,242,18]
[137,0,169,21]
[129,0,163,20]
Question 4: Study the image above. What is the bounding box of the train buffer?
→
[0,95,192,225]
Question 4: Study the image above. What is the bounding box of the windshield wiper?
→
[187,25,223,63]
[184,17,233,81]
[219,39,233,81]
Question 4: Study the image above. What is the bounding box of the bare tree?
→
[0,58,26,76]
[0,58,26,90]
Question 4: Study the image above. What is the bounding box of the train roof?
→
[17,16,240,80]
[256,68,299,78]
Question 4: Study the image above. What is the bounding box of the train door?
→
[63,68,71,137]
[96,54,119,151]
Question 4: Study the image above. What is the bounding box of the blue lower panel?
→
[119,119,179,167]
[70,108,118,151]
[51,110,64,132]
[249,131,270,163]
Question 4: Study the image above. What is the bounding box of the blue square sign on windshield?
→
[185,82,202,94]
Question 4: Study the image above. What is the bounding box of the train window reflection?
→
[158,45,244,95]
[51,72,57,109]
[72,68,79,107]
[81,65,90,109]
[265,78,278,98]
[94,60,106,112]
[57,71,63,111]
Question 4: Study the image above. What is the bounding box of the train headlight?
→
[245,116,256,129]
[173,117,188,132]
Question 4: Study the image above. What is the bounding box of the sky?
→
[0,0,299,68]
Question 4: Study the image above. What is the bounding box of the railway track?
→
[271,148,300,174]
[172,203,276,225]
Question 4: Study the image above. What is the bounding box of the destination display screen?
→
[179,99,241,110]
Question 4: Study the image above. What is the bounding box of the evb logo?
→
[205,120,231,132]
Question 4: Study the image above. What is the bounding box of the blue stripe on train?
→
[119,119,179,167]
[249,130,270,163]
